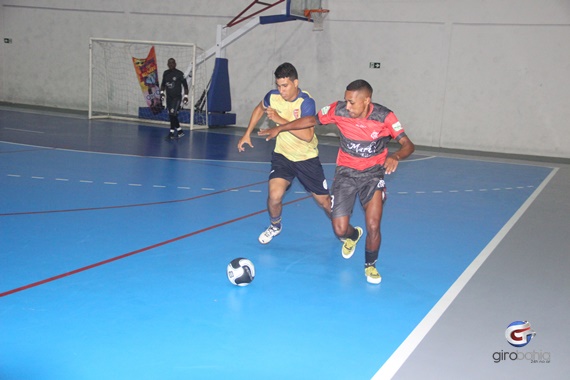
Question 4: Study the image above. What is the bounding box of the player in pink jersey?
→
[259,79,415,284]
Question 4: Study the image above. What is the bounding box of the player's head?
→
[345,79,373,118]
[167,58,177,70]
[274,62,299,102]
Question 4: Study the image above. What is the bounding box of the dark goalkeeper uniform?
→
[161,68,188,113]
[160,68,189,136]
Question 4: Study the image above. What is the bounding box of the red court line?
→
[0,180,267,217]
[0,195,312,298]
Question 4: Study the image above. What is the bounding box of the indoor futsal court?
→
[1,105,568,379]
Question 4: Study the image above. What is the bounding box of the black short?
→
[269,152,329,195]
[331,165,386,218]
[166,97,182,115]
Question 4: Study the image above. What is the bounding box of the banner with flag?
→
[132,46,163,115]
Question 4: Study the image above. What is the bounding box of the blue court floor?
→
[0,107,560,379]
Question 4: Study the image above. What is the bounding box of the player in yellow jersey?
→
[238,62,337,244]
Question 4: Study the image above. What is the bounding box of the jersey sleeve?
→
[262,90,275,108]
[316,101,338,125]
[182,73,189,92]
[385,112,407,140]
[300,96,316,117]
[160,71,166,89]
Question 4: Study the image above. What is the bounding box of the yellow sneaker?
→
[365,266,382,284]
[341,226,363,259]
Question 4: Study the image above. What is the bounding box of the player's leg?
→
[267,177,289,222]
[358,170,387,284]
[258,177,289,244]
[332,214,354,239]
[330,166,363,257]
[175,99,185,138]
[166,98,183,139]
[362,189,384,257]
[294,156,332,220]
[259,153,294,244]
[361,190,384,284]
[311,193,332,219]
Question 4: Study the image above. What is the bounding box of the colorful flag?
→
[132,46,163,115]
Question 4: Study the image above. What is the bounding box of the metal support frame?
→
[226,0,286,28]
[183,17,261,78]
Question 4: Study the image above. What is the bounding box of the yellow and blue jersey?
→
[263,89,318,162]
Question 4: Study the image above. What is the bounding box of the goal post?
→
[89,38,209,130]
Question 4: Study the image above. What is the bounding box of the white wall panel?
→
[1,0,569,157]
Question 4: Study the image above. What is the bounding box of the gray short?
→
[331,165,386,218]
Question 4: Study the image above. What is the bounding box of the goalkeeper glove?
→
[183,94,189,105]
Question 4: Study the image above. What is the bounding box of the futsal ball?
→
[226,258,255,286]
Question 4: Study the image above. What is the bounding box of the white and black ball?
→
[226,258,255,286]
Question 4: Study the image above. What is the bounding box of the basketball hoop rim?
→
[304,8,330,20]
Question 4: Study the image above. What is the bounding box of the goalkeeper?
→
[160,58,189,139]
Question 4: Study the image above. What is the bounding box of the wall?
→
[1,0,569,158]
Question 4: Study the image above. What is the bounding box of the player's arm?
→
[265,107,288,125]
[288,122,315,142]
[237,101,266,152]
[384,136,415,175]
[258,115,318,141]
[266,108,314,142]
[288,97,317,142]
[182,75,189,104]
[160,73,166,102]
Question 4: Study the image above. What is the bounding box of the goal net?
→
[89,38,209,129]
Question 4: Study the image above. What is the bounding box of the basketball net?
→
[305,9,329,32]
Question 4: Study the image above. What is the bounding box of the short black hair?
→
[274,62,298,81]
[346,79,373,96]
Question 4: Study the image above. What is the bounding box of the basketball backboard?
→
[287,0,323,20]
[232,0,325,26]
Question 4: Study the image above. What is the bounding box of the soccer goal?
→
[89,38,209,129]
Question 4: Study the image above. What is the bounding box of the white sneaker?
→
[258,225,281,244]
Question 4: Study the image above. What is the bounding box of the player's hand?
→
[384,155,400,175]
[266,107,277,121]
[183,94,189,105]
[160,91,165,104]
[257,127,280,141]
[237,135,253,152]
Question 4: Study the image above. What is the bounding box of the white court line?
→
[4,127,45,134]
[372,167,559,380]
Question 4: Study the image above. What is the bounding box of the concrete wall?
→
[1,0,569,158]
